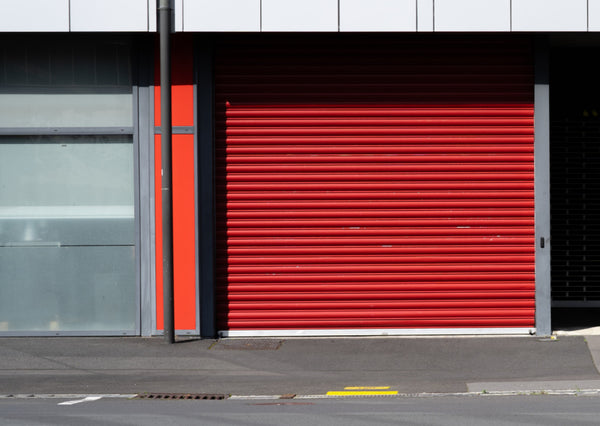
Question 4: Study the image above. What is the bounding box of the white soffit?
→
[417,0,434,32]
[435,0,510,32]
[340,0,416,32]
[183,0,260,32]
[0,0,69,32]
[262,0,338,32]
[70,0,148,32]
[589,0,600,32]
[512,0,587,32]
[174,0,183,32]
[148,0,157,32]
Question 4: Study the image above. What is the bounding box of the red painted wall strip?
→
[155,34,194,127]
[155,135,197,331]
[154,136,164,330]
[154,33,196,331]
[172,134,197,329]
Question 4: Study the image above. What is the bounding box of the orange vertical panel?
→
[154,137,197,331]
[154,33,197,332]
[172,134,197,330]
[154,135,164,330]
[155,34,194,128]
[171,35,194,127]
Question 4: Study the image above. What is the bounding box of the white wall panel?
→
[340,0,416,32]
[591,0,600,32]
[512,0,587,31]
[71,0,148,32]
[417,0,434,32]
[0,0,69,32]
[435,0,510,31]
[262,0,338,32]
[174,0,183,32]
[148,0,157,32]
[183,0,260,31]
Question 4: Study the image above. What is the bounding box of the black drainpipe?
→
[158,0,175,343]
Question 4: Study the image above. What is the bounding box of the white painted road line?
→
[58,396,104,406]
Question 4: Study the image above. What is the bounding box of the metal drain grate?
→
[136,393,227,400]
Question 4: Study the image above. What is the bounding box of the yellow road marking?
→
[327,391,398,396]
[344,386,391,390]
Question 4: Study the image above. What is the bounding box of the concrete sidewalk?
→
[1,335,600,397]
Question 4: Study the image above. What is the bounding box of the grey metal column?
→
[197,38,216,338]
[159,0,175,343]
[534,35,552,336]
[137,39,155,337]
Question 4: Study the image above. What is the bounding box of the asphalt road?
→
[2,395,600,426]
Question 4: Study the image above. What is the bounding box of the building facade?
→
[1,0,599,337]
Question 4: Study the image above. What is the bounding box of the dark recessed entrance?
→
[550,46,600,330]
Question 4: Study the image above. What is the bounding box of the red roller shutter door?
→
[215,36,535,333]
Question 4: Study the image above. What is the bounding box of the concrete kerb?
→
[3,388,600,401]
[0,394,137,399]
[211,389,600,400]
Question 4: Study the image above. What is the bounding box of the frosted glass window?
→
[0,136,136,333]
[0,39,132,127]
[0,135,134,245]
[0,135,133,208]
[0,93,133,127]
[0,36,137,334]
[0,246,136,332]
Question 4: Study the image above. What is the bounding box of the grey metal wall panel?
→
[534,36,552,336]
[197,37,216,338]
[136,42,155,337]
